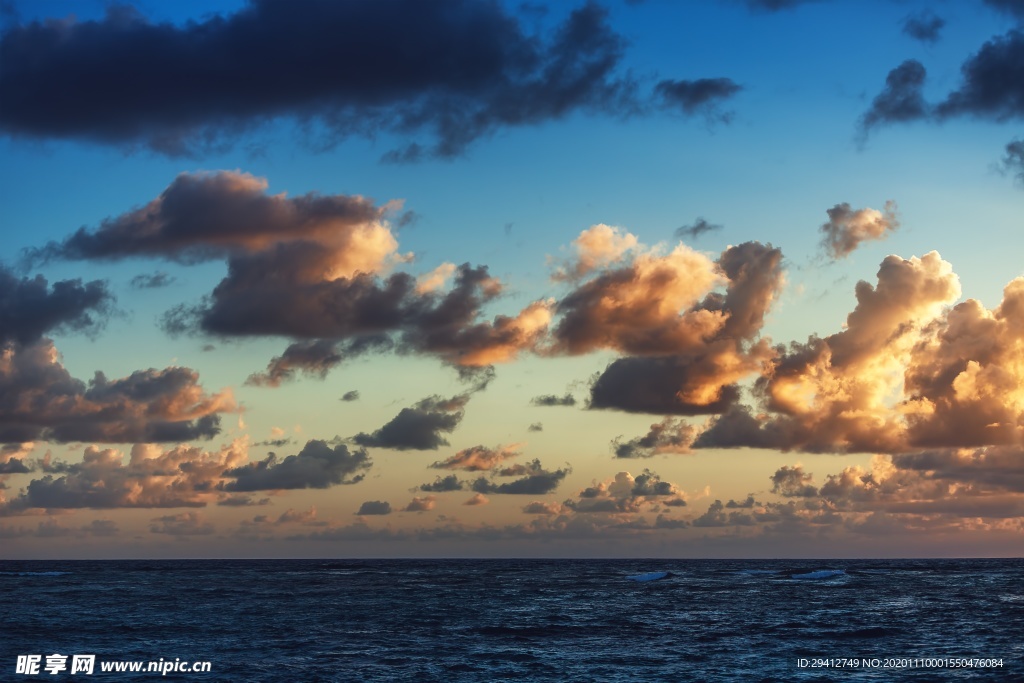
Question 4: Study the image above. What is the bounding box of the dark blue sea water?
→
[2,559,1022,681]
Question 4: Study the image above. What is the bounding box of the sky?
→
[1,0,1023,559]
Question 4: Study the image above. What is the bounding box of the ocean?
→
[1,558,1021,681]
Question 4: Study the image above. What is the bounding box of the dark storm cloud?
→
[455,365,497,392]
[589,354,743,415]
[0,267,113,345]
[245,339,343,387]
[736,0,823,11]
[655,78,742,120]
[531,393,577,407]
[674,218,723,240]
[129,272,176,289]
[0,0,645,159]
[356,500,392,516]
[653,514,689,529]
[0,338,232,444]
[245,336,391,387]
[770,465,819,497]
[352,394,468,451]
[254,438,292,448]
[613,418,695,458]
[1002,138,1024,185]
[217,494,271,507]
[863,29,1024,139]
[984,0,1024,18]
[935,30,1024,121]
[859,60,929,135]
[169,269,421,339]
[891,447,1024,493]
[418,474,465,492]
[471,459,570,495]
[222,440,371,491]
[902,10,944,44]
[693,405,785,449]
[0,458,30,474]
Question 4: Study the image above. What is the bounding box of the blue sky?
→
[1,0,1023,558]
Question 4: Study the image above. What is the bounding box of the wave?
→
[0,571,71,576]
[790,569,846,580]
[625,571,673,582]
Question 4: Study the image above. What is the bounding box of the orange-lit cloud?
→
[903,277,1024,449]
[580,240,784,414]
[416,262,458,293]
[551,237,724,356]
[418,298,554,367]
[551,224,639,281]
[1,436,376,514]
[0,441,247,514]
[29,171,404,271]
[430,443,523,471]
[0,338,234,444]
[698,251,967,453]
[819,201,899,259]
[40,173,552,377]
[403,496,437,512]
[463,493,489,506]
[523,501,564,515]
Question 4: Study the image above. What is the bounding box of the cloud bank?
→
[0,1,731,158]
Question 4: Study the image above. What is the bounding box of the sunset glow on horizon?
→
[2,0,1023,559]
